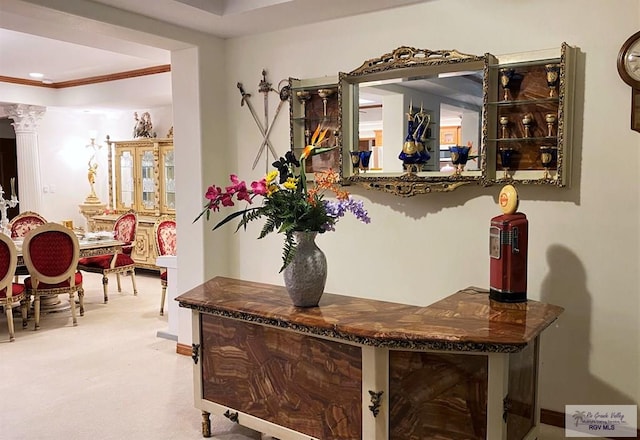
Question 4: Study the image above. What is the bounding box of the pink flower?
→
[205,185,222,201]
[208,200,220,212]
[236,182,251,203]
[251,179,268,196]
[220,193,234,207]
[226,174,244,194]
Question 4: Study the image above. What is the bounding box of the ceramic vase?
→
[283,231,327,307]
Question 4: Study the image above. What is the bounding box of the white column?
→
[5,104,46,214]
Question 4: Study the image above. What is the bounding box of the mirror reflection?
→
[356,72,483,174]
[339,47,493,196]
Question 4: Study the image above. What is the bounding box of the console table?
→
[177,277,563,440]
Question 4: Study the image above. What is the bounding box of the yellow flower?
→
[265,170,278,185]
[283,177,298,190]
[267,184,279,196]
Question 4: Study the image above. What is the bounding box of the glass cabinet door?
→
[115,148,136,211]
[137,147,158,213]
[110,139,173,216]
[160,146,175,213]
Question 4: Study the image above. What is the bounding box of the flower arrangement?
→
[196,127,371,272]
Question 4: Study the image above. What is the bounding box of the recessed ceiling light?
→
[29,72,44,79]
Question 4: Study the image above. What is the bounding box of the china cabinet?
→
[91,137,175,270]
[289,77,340,173]
[108,137,175,215]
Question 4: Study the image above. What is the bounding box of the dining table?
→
[14,236,125,313]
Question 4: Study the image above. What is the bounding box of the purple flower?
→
[322,197,371,231]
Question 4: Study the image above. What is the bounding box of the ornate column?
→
[5,104,46,213]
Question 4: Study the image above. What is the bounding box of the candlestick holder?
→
[0,183,19,236]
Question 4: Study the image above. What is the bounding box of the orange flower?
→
[301,125,330,159]
[312,170,350,200]
[301,145,315,160]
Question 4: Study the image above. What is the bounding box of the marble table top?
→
[177,276,564,353]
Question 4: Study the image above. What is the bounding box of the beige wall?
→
[221,0,640,414]
[4,0,639,418]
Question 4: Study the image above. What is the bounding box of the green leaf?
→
[193,205,210,223]
[308,145,338,157]
[211,207,259,231]
[279,232,297,273]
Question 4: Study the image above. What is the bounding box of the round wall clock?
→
[617,30,640,132]
[618,30,640,86]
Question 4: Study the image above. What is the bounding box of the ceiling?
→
[0,0,430,85]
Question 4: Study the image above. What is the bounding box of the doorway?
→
[0,137,19,219]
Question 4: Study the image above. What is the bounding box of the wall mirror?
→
[339,46,496,196]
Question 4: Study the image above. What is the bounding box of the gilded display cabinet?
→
[331,44,577,196]
[92,137,175,270]
[485,43,576,186]
[289,76,340,173]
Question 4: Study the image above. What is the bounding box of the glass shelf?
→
[490,58,560,69]
[488,97,559,107]
[291,116,338,123]
[489,136,557,143]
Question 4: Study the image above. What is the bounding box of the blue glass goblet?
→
[359,151,372,172]
[499,147,515,179]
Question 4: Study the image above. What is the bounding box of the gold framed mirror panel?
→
[338,46,497,197]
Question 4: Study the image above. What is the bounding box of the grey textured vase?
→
[283,231,327,307]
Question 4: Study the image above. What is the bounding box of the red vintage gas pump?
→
[489,185,528,303]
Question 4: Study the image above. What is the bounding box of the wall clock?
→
[617,30,640,132]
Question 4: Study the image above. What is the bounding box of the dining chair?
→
[153,216,176,315]
[9,211,47,282]
[77,210,138,303]
[22,223,84,330]
[0,233,28,341]
[9,211,47,239]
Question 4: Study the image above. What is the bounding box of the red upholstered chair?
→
[0,233,28,341]
[9,211,47,281]
[23,223,84,330]
[9,211,47,239]
[77,210,138,303]
[153,216,176,315]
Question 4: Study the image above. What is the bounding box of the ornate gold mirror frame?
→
[338,46,496,197]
